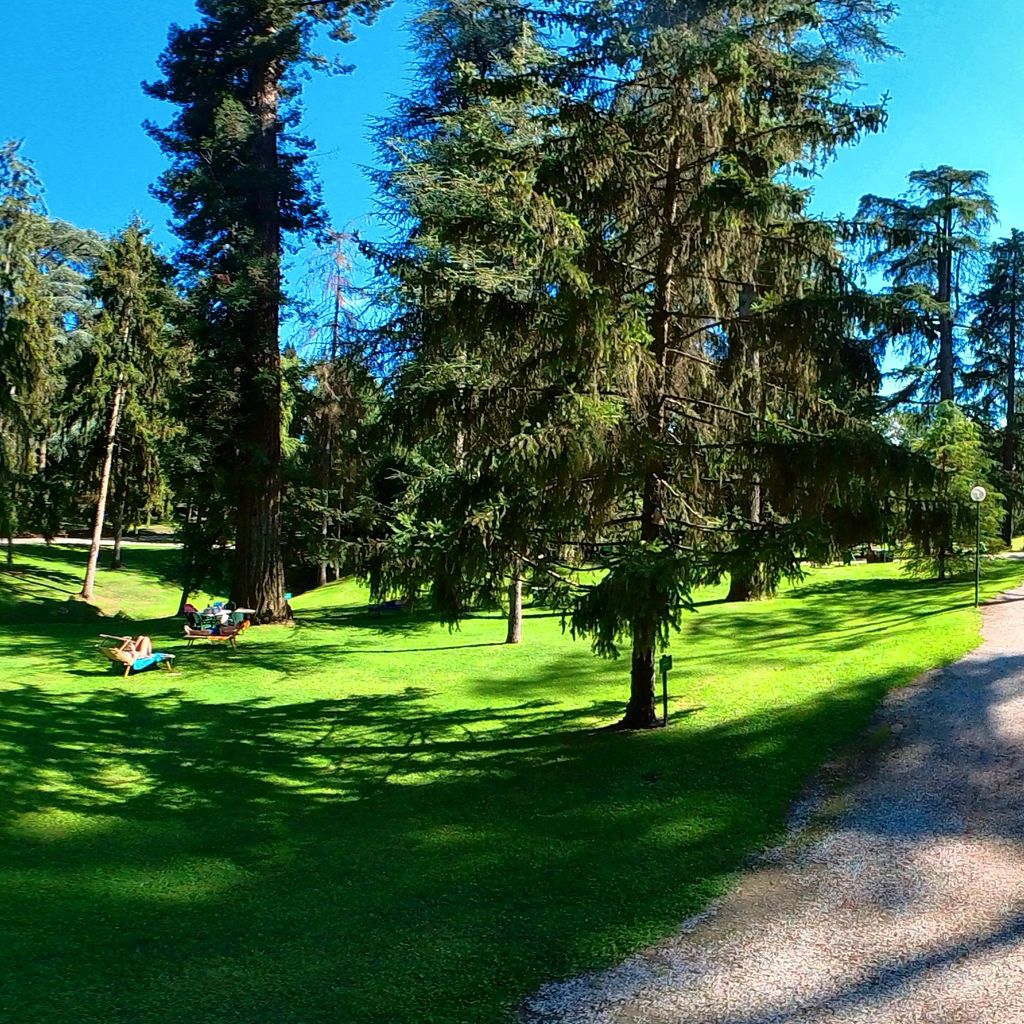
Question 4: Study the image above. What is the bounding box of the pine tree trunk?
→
[177,582,192,618]
[317,482,328,586]
[727,286,772,602]
[5,535,12,568]
[82,381,124,600]
[232,33,287,624]
[621,143,681,730]
[1004,255,1018,545]
[727,478,774,600]
[319,270,341,590]
[727,546,768,601]
[505,569,523,645]
[110,498,125,570]
[318,484,330,587]
[625,621,659,729]
[937,203,955,402]
[728,571,759,601]
[332,505,343,581]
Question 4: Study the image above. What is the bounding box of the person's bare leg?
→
[134,636,153,658]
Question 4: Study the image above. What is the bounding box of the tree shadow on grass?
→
[0,564,81,589]
[3,564,1021,1023]
[359,641,507,655]
[295,597,557,638]
[0,544,187,626]
[4,543,182,583]
[0,656,925,1024]
[522,647,1024,1024]
[294,603,445,639]
[0,567,100,625]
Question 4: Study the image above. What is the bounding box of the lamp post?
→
[970,486,987,608]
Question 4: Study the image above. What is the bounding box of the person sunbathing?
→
[99,634,175,676]
[120,636,153,658]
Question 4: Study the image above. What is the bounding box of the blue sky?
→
[3,1,1023,276]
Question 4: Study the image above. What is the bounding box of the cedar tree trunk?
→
[623,143,682,729]
[505,569,523,645]
[937,202,955,402]
[110,498,125,569]
[232,34,287,623]
[1004,254,1018,545]
[727,286,772,602]
[82,381,124,599]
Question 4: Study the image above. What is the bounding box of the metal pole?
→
[976,500,981,608]
[662,669,669,727]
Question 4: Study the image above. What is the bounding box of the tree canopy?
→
[2,1,1023,728]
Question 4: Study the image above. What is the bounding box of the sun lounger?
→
[98,636,176,677]
[183,624,242,649]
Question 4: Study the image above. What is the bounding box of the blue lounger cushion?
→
[129,652,175,674]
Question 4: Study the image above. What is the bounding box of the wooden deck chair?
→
[183,625,240,649]
[98,635,176,677]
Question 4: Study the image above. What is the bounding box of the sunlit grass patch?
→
[0,548,1020,1023]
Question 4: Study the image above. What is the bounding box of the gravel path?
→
[523,586,1024,1024]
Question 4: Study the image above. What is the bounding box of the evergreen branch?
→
[662,394,826,438]
[517,552,594,590]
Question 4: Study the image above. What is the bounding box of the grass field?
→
[1,544,1021,1024]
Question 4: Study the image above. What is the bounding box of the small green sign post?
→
[658,654,673,726]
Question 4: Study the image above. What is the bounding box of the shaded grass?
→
[0,552,1021,1023]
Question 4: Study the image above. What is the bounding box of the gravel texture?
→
[523,586,1024,1024]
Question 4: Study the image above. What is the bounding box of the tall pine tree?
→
[965,229,1024,543]
[0,142,101,560]
[375,0,919,726]
[369,0,581,643]
[559,0,908,725]
[78,222,177,599]
[145,0,387,621]
[856,166,995,404]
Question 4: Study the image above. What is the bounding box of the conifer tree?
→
[298,231,372,587]
[0,142,52,560]
[570,1,904,724]
[0,142,100,560]
[145,0,387,621]
[77,222,177,599]
[966,230,1024,543]
[376,0,920,726]
[370,0,580,644]
[856,166,995,404]
[902,402,1001,580]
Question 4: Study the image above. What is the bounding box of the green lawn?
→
[1,544,1020,1024]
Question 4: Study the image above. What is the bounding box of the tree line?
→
[1,0,1019,727]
